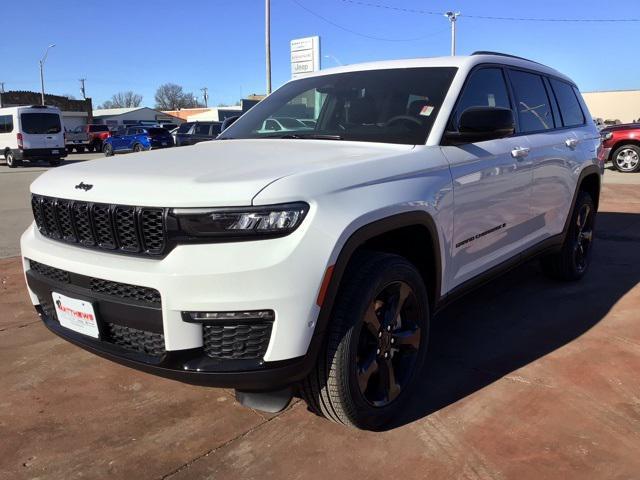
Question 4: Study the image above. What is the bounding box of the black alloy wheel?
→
[357,281,421,407]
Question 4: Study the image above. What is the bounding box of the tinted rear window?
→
[177,123,193,133]
[550,79,585,127]
[88,125,109,132]
[147,128,170,136]
[20,113,62,134]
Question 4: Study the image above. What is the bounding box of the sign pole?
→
[265,0,272,94]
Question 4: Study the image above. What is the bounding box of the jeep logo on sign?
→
[75,182,93,191]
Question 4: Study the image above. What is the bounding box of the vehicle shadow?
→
[1,158,89,168]
[388,210,640,429]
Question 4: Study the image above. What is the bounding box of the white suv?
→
[21,53,602,430]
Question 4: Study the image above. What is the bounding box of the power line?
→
[340,0,640,22]
[291,0,448,42]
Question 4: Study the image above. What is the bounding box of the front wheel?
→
[49,158,62,167]
[103,144,114,157]
[541,191,596,281]
[612,145,640,173]
[132,143,143,153]
[301,252,430,430]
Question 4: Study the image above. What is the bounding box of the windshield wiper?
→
[276,133,343,140]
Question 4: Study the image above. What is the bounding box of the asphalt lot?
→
[1,154,640,479]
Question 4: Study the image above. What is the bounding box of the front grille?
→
[90,278,161,305]
[104,323,166,357]
[203,322,273,360]
[29,260,70,283]
[28,259,161,306]
[31,194,166,256]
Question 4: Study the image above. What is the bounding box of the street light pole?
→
[444,12,460,56]
[265,0,272,94]
[39,44,56,105]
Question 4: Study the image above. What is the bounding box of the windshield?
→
[219,67,456,145]
[20,113,62,134]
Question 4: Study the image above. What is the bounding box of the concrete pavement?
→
[1,178,639,479]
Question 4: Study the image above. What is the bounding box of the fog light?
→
[186,310,274,322]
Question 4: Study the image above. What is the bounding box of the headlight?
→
[601,132,613,141]
[172,202,309,239]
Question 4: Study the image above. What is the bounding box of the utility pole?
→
[444,11,460,56]
[201,87,209,107]
[265,0,272,94]
[79,78,86,100]
[39,44,56,105]
[0,82,4,108]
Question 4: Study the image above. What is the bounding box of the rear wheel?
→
[5,150,20,168]
[103,143,114,157]
[541,191,596,281]
[612,144,640,173]
[133,143,143,153]
[301,252,430,430]
[49,158,62,167]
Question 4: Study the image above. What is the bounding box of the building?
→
[161,108,211,121]
[582,90,640,124]
[92,107,183,128]
[0,90,93,129]
[186,106,243,122]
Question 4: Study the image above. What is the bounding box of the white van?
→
[0,105,67,168]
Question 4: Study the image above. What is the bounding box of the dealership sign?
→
[290,36,320,79]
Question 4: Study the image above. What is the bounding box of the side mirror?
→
[221,116,240,131]
[445,107,515,144]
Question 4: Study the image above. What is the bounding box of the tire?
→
[541,191,596,281]
[76,146,85,153]
[133,143,143,153]
[612,144,640,173]
[49,158,61,167]
[300,252,430,430]
[103,144,114,157]
[5,150,20,168]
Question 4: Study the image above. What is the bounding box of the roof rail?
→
[471,51,543,65]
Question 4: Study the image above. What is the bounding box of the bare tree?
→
[154,83,202,110]
[99,91,143,109]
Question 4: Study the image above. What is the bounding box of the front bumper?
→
[16,148,67,160]
[21,219,329,388]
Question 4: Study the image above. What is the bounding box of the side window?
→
[125,128,136,135]
[550,78,585,127]
[455,68,511,124]
[509,70,554,132]
[0,115,14,133]
[194,123,211,135]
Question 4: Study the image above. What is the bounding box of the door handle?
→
[565,138,579,149]
[511,147,530,159]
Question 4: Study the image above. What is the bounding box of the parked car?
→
[175,121,222,146]
[257,117,313,133]
[599,123,640,172]
[102,126,174,156]
[22,52,602,430]
[66,124,111,153]
[0,105,66,167]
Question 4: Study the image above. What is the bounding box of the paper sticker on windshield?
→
[420,105,434,116]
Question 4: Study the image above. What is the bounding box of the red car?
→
[599,123,640,173]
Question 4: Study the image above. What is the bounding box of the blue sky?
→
[1,0,638,108]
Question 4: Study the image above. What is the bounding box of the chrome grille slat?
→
[31,195,166,257]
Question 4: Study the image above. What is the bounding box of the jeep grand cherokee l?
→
[21,52,602,430]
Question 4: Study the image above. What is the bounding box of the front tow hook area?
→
[235,387,293,413]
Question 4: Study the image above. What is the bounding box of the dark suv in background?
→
[175,121,222,146]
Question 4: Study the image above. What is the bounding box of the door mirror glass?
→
[446,107,515,144]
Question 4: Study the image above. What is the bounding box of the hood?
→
[30,139,413,207]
